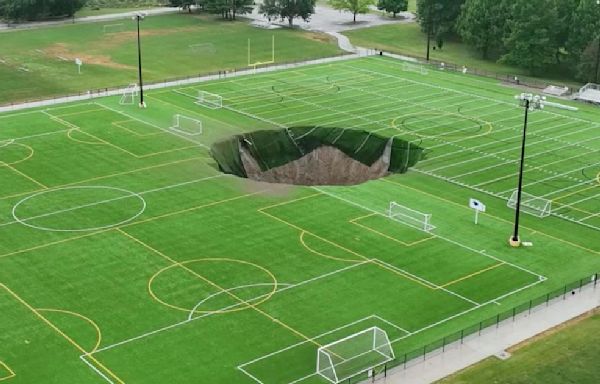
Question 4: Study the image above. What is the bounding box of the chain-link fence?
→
[344,272,599,383]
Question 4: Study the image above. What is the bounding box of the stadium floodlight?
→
[509,93,544,247]
[316,327,394,383]
[132,12,147,108]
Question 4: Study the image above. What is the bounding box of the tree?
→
[0,0,87,21]
[567,0,600,67]
[259,0,316,27]
[576,38,600,83]
[457,0,510,59]
[416,0,464,48]
[500,0,559,74]
[377,0,407,18]
[551,0,578,63]
[328,0,376,23]
[205,0,253,19]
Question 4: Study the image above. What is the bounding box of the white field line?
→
[541,177,598,198]
[79,355,114,384]
[239,278,545,384]
[91,262,369,355]
[426,120,596,173]
[312,186,546,281]
[471,150,600,188]
[0,128,70,143]
[559,190,600,214]
[580,197,600,221]
[371,258,481,306]
[496,160,600,194]
[91,102,210,150]
[448,135,599,180]
[0,174,224,229]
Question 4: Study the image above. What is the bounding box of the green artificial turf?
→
[0,56,599,383]
[0,13,342,104]
[437,310,600,384]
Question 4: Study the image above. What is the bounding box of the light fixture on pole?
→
[509,93,544,247]
[132,12,147,108]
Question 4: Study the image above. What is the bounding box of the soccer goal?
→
[119,83,138,105]
[388,201,435,232]
[402,62,428,75]
[507,190,552,218]
[317,327,394,384]
[103,23,125,34]
[189,43,216,54]
[170,114,202,136]
[196,91,223,109]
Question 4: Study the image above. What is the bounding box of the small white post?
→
[75,58,82,74]
[469,198,486,225]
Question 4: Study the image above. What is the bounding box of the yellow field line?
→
[258,192,323,211]
[37,308,103,353]
[439,263,505,288]
[112,120,161,138]
[258,208,436,289]
[0,229,112,260]
[0,156,206,201]
[299,231,362,263]
[380,178,600,256]
[123,190,265,228]
[350,213,434,247]
[554,182,599,202]
[115,228,327,351]
[0,361,15,381]
[1,162,47,189]
[53,108,106,118]
[0,284,123,384]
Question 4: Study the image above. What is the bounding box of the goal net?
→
[170,114,202,136]
[402,62,428,75]
[119,83,138,105]
[388,201,435,232]
[507,190,552,218]
[189,43,216,54]
[103,23,125,34]
[196,91,223,109]
[317,327,394,384]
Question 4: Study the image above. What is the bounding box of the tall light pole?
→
[426,1,433,61]
[595,1,600,83]
[509,93,544,247]
[133,12,146,108]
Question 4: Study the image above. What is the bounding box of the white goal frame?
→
[388,201,436,232]
[196,91,223,109]
[103,23,125,34]
[507,190,552,218]
[189,42,216,54]
[119,83,138,105]
[170,114,202,136]
[316,327,394,384]
[402,62,428,75]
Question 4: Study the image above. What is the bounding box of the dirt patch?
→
[507,307,599,353]
[302,31,336,44]
[97,26,202,48]
[44,43,135,70]
[241,144,392,186]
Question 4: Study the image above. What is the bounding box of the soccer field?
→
[0,56,599,384]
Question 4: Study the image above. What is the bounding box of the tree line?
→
[418,0,600,82]
[0,0,88,20]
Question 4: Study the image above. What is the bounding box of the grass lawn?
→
[0,55,599,383]
[438,310,600,384]
[343,23,580,86]
[0,13,342,104]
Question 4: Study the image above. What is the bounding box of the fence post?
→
[528,300,532,314]
[546,293,550,306]
[384,363,387,377]
[496,314,500,328]
[460,329,464,344]
[579,279,583,292]
[423,345,426,361]
[512,307,516,321]
[442,337,446,352]
[563,285,567,299]
[478,321,482,335]
[595,274,598,288]
[403,353,407,369]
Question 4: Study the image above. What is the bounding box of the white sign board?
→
[469,198,486,225]
[469,198,486,212]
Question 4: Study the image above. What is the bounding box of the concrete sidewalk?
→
[379,283,600,384]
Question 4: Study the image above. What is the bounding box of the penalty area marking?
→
[147,258,279,315]
[37,308,103,353]
[11,186,146,232]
